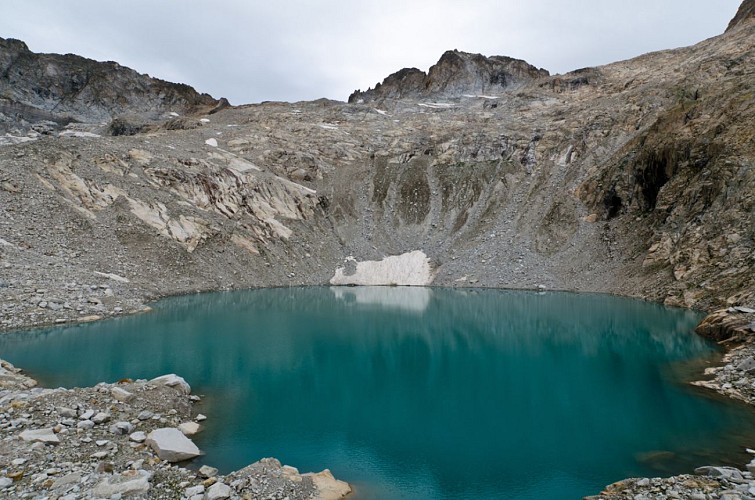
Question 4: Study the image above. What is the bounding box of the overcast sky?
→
[0,0,742,104]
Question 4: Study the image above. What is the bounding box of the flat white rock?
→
[19,428,60,444]
[146,427,200,462]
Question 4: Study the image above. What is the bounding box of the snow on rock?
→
[329,250,433,286]
[205,138,218,147]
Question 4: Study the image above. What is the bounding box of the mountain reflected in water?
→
[3,288,754,499]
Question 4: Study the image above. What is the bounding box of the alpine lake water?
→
[3,287,755,499]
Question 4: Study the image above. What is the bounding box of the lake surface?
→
[2,287,755,499]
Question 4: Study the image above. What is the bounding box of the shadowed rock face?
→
[349,50,549,103]
[0,37,219,133]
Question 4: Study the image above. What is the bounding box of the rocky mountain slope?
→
[0,37,224,138]
[0,4,752,336]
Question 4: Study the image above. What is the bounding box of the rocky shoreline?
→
[589,306,755,500]
[0,360,351,499]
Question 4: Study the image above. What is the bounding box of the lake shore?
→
[0,360,351,499]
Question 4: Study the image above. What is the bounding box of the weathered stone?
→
[137,410,154,421]
[178,421,201,436]
[207,481,232,499]
[199,465,218,478]
[58,407,77,418]
[109,421,135,435]
[19,428,60,444]
[52,473,81,489]
[150,374,191,395]
[91,412,110,424]
[111,387,134,402]
[185,484,205,496]
[92,470,151,497]
[694,466,744,481]
[129,431,147,443]
[736,357,755,373]
[304,469,352,500]
[78,409,95,420]
[145,427,201,462]
[76,420,94,430]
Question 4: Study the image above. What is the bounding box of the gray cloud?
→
[0,0,741,104]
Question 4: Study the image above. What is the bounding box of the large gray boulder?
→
[146,427,201,462]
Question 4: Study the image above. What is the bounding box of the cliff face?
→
[0,3,753,332]
[0,37,220,134]
[349,50,549,103]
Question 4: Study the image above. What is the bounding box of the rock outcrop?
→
[349,50,549,103]
[0,36,220,135]
[727,0,755,31]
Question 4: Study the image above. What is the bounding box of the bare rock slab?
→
[92,470,151,497]
[19,427,60,444]
[146,427,201,462]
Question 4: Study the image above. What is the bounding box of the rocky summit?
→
[0,1,753,499]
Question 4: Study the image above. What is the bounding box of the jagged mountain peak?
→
[349,50,548,103]
[727,0,755,31]
[0,36,223,135]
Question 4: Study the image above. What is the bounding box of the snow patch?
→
[330,251,433,286]
[318,123,339,130]
[417,102,455,109]
[58,131,101,138]
[331,286,432,313]
[204,138,218,147]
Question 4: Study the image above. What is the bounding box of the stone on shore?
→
[146,427,201,462]
[199,465,218,478]
[207,481,232,499]
[111,386,135,402]
[179,421,201,435]
[305,469,352,500]
[150,374,191,394]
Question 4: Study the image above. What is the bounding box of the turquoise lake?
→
[2,287,755,499]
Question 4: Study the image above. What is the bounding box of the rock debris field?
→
[0,363,350,499]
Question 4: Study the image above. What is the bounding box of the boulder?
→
[207,481,232,499]
[178,421,201,436]
[92,470,151,497]
[150,374,191,394]
[146,428,201,462]
[19,428,60,444]
[694,466,744,481]
[305,469,352,500]
[111,387,135,402]
[199,465,218,478]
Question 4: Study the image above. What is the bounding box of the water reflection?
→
[330,286,432,313]
[2,288,752,500]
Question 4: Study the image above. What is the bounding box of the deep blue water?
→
[2,287,754,499]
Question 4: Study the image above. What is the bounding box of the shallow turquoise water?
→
[2,287,755,499]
